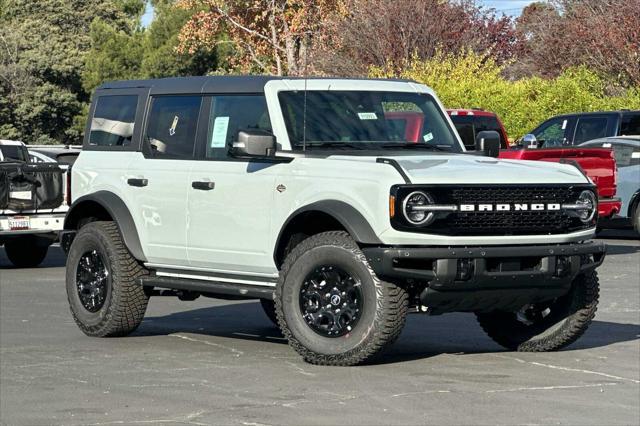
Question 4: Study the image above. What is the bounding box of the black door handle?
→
[191,181,215,190]
[127,178,148,187]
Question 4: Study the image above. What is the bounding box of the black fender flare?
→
[64,191,146,262]
[274,200,382,261]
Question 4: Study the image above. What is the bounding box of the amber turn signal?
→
[389,195,396,218]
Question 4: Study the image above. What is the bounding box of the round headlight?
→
[576,190,596,223]
[402,191,435,225]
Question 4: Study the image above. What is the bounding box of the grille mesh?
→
[445,186,580,235]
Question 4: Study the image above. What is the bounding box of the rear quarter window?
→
[619,113,640,136]
[89,95,138,147]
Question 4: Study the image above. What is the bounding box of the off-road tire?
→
[275,231,408,366]
[476,270,599,351]
[260,298,279,326]
[66,221,149,337]
[4,237,50,268]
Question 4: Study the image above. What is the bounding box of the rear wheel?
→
[66,221,149,337]
[476,271,599,351]
[275,231,408,366]
[4,236,50,268]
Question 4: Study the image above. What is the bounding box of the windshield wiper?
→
[381,143,450,152]
[300,141,368,150]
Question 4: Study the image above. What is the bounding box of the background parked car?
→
[524,110,640,148]
[28,145,82,166]
[579,136,640,233]
[446,109,510,150]
[1,140,71,267]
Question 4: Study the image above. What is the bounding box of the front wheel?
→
[275,231,408,366]
[4,236,50,268]
[476,271,599,351]
[66,221,149,337]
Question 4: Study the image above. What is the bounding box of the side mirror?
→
[521,134,538,149]
[475,130,500,158]
[231,130,276,157]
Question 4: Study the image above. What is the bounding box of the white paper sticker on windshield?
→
[602,143,612,147]
[423,132,434,142]
[210,116,229,148]
[561,119,567,130]
[357,112,377,120]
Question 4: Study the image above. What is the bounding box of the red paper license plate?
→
[8,216,30,230]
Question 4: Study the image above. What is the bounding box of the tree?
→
[175,0,342,75]
[513,0,640,87]
[140,0,219,78]
[0,0,144,144]
[82,0,220,95]
[312,0,519,76]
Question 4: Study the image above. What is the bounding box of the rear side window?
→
[89,95,138,146]
[573,117,608,144]
[449,115,507,149]
[619,114,640,136]
[144,96,202,159]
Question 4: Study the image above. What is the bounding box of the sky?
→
[139,0,539,28]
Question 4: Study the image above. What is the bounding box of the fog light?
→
[456,259,474,281]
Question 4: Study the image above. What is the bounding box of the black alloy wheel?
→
[299,265,363,337]
[76,249,109,312]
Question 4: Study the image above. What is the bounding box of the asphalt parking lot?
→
[1,231,638,426]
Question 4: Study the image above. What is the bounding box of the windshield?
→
[0,145,28,162]
[278,91,461,152]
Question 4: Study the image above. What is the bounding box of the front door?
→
[127,95,203,266]
[187,94,281,278]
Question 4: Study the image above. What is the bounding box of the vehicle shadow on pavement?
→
[0,246,66,269]
[139,302,640,364]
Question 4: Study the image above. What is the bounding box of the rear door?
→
[126,95,203,266]
[571,115,614,145]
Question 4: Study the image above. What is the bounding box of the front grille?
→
[392,185,594,236]
[450,187,574,204]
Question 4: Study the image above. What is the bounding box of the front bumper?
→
[363,241,606,314]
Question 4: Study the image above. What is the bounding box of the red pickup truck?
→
[499,147,621,218]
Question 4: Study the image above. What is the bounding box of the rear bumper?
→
[363,241,606,314]
[599,197,621,218]
[0,213,65,236]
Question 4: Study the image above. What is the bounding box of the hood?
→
[327,154,588,185]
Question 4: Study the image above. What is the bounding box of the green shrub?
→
[371,51,640,140]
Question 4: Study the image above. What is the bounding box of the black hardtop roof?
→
[97,75,415,95]
[552,110,640,119]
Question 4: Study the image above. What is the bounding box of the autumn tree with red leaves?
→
[176,0,343,75]
[312,0,519,76]
[514,0,640,87]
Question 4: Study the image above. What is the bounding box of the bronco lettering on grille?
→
[459,203,561,212]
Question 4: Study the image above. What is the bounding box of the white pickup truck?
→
[0,140,69,267]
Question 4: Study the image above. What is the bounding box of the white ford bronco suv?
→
[62,76,605,365]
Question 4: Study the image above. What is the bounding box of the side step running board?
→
[139,276,275,300]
